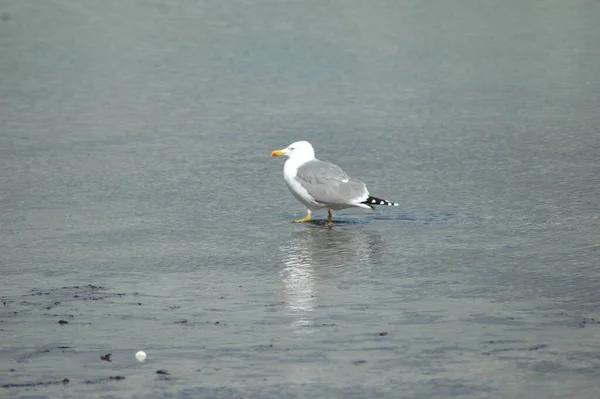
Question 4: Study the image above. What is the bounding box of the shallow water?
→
[1,0,599,398]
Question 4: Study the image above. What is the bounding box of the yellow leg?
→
[291,209,312,223]
[325,210,333,226]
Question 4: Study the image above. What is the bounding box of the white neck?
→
[285,152,314,170]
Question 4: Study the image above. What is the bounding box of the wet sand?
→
[1,0,600,397]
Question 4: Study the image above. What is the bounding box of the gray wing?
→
[295,159,369,205]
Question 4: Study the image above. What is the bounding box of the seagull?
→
[271,141,398,224]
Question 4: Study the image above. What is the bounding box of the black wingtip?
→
[361,196,398,207]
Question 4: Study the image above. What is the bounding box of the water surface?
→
[1,0,599,398]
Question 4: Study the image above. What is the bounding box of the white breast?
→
[283,159,324,210]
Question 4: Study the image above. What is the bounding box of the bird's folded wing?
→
[295,160,369,205]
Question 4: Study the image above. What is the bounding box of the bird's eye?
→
[289,147,294,151]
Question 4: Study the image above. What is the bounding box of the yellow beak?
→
[271,149,286,157]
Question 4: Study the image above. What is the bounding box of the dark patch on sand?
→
[82,375,125,384]
[481,342,548,356]
[578,317,600,328]
[3,378,70,388]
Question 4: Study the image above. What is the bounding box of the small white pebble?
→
[135,350,147,362]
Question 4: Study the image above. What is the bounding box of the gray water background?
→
[1,0,599,397]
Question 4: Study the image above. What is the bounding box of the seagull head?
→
[271,141,315,162]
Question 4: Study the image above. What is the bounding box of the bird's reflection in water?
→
[279,224,382,333]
